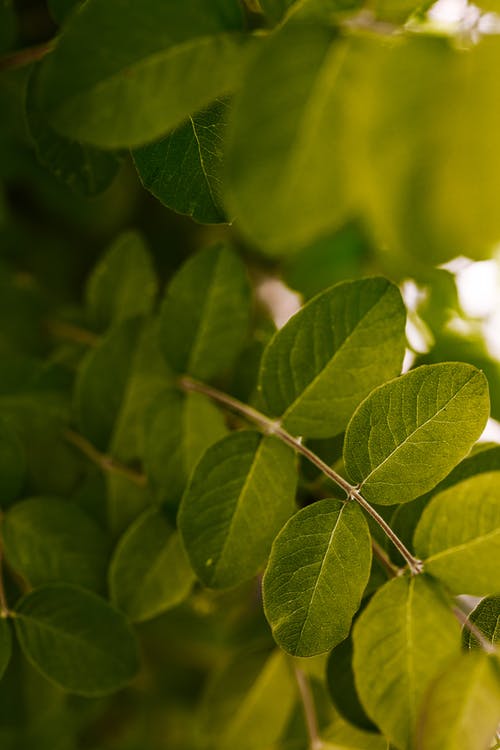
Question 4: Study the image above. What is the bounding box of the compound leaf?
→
[258,277,406,438]
[352,575,461,750]
[110,508,195,622]
[344,363,489,505]
[414,472,500,596]
[178,431,296,588]
[263,498,371,656]
[159,243,251,381]
[14,584,139,696]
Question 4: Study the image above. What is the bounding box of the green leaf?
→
[463,595,500,650]
[258,277,406,438]
[344,363,490,505]
[259,0,296,22]
[199,649,297,750]
[14,584,139,696]
[133,98,230,224]
[26,66,122,197]
[37,0,250,148]
[178,431,296,588]
[2,497,109,592]
[74,318,143,450]
[414,472,500,596]
[0,619,12,681]
[352,575,461,750]
[47,0,81,24]
[0,417,25,505]
[326,634,376,732]
[159,244,251,381]
[85,231,158,332]
[143,387,227,507]
[225,24,355,253]
[263,498,371,656]
[109,508,195,622]
[0,0,16,53]
[417,653,500,750]
[322,715,390,750]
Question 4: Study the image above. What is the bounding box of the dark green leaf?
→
[258,278,406,438]
[159,243,251,380]
[326,635,376,732]
[463,595,500,650]
[417,653,500,750]
[179,431,296,588]
[133,98,230,223]
[263,498,371,656]
[353,575,461,750]
[414,472,500,595]
[143,387,227,507]
[0,417,25,505]
[0,619,12,681]
[47,0,81,24]
[14,584,139,696]
[38,0,250,148]
[2,497,109,592]
[0,0,16,53]
[85,231,158,332]
[26,67,122,197]
[344,363,490,505]
[109,508,195,622]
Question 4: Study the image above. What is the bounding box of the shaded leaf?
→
[38,0,250,148]
[159,243,251,380]
[110,508,195,622]
[179,431,296,588]
[0,417,25,505]
[326,634,376,732]
[14,584,139,695]
[0,619,12,682]
[352,575,461,750]
[258,277,406,438]
[414,472,500,596]
[344,363,489,505]
[263,498,371,656]
[133,98,230,223]
[463,595,500,650]
[2,496,109,592]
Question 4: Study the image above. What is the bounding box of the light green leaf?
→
[263,498,371,656]
[259,0,295,22]
[178,431,297,588]
[258,277,406,438]
[344,363,489,505]
[414,472,500,596]
[352,575,461,750]
[110,508,194,622]
[74,318,143,450]
[143,387,227,507]
[417,653,500,750]
[463,595,500,650]
[159,243,251,381]
[322,714,390,750]
[0,619,12,681]
[2,497,109,592]
[14,584,139,695]
[225,24,355,253]
[0,417,25,505]
[37,0,250,148]
[85,231,158,332]
[133,98,230,224]
[26,66,122,197]
[199,649,297,750]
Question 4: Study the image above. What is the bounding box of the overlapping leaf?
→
[463,595,500,650]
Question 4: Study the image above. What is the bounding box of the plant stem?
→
[371,538,400,578]
[47,320,100,348]
[0,39,56,72]
[179,376,423,575]
[292,663,322,750]
[64,429,147,487]
[452,601,498,656]
[0,520,11,618]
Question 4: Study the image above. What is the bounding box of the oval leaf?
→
[159,243,251,381]
[414,472,500,596]
[133,98,229,224]
[344,363,489,505]
[2,496,110,592]
[110,508,195,622]
[258,277,406,438]
[417,653,500,750]
[178,431,297,589]
[463,595,500,650]
[352,575,461,750]
[14,584,139,696]
[37,0,249,147]
[263,498,371,656]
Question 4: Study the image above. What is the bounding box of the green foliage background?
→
[1,1,500,749]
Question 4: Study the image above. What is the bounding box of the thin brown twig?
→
[64,429,147,487]
[47,320,101,348]
[292,663,322,750]
[0,39,56,72]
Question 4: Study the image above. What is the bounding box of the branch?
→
[0,40,56,72]
[47,320,100,348]
[64,429,147,487]
[179,376,423,575]
[292,663,322,750]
